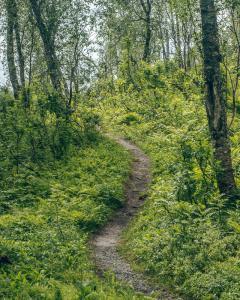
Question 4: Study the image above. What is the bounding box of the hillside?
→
[1,0,240,299]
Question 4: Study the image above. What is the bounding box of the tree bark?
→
[12,0,29,106]
[6,0,20,99]
[140,0,152,62]
[200,0,237,199]
[29,0,63,95]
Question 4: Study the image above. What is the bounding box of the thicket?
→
[92,61,240,300]
[0,91,92,213]
[0,89,151,299]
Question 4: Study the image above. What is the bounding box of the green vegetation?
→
[93,62,240,299]
[0,92,150,299]
[0,129,148,299]
[1,0,240,299]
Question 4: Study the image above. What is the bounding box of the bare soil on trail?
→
[91,137,179,299]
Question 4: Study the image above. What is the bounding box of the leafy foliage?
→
[0,86,151,299]
[94,61,240,299]
[0,133,149,299]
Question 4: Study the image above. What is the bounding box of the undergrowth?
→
[0,87,155,299]
[93,61,240,300]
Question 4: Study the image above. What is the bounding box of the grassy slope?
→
[0,135,149,299]
[96,64,240,300]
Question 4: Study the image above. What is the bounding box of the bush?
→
[0,130,144,298]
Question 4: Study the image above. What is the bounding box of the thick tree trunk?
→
[29,0,63,95]
[200,0,237,199]
[6,0,20,99]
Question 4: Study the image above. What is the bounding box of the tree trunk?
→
[200,0,237,199]
[6,0,20,99]
[140,0,152,62]
[175,14,184,68]
[29,0,63,95]
[12,0,28,106]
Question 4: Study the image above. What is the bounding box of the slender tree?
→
[13,0,29,106]
[200,0,237,199]
[6,0,20,99]
[29,0,64,95]
[140,0,153,62]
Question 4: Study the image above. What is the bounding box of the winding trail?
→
[91,137,177,299]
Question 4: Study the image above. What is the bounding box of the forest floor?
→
[91,136,179,300]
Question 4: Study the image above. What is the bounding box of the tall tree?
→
[29,0,64,96]
[14,1,26,95]
[140,0,153,61]
[200,0,237,199]
[13,0,28,106]
[6,0,20,99]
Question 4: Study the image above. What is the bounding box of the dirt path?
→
[91,137,178,299]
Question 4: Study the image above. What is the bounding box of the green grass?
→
[0,134,151,299]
